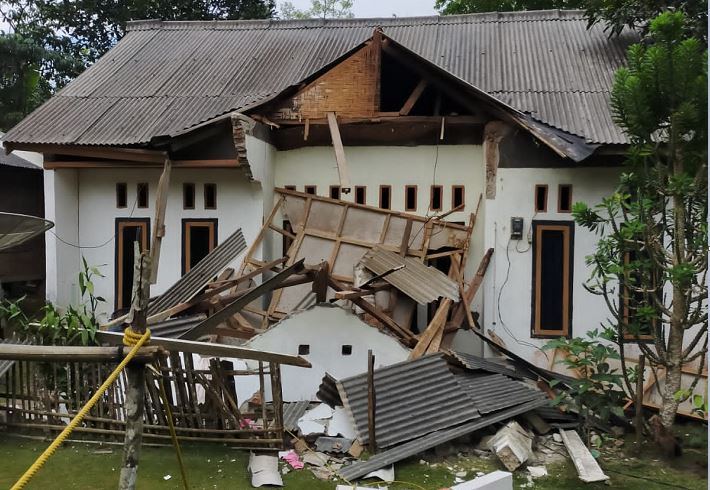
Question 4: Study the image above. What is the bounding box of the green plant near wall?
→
[543,328,627,446]
[0,258,105,346]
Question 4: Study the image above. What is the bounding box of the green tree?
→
[0,0,276,129]
[574,12,707,428]
[435,0,584,15]
[279,0,353,19]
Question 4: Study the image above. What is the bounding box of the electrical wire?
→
[49,195,138,250]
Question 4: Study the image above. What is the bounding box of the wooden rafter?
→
[399,80,428,116]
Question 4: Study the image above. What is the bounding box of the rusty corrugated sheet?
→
[337,354,480,448]
[338,398,548,481]
[148,228,246,316]
[359,246,459,304]
[451,350,522,379]
[4,11,636,147]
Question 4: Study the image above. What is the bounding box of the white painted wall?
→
[70,167,262,319]
[481,166,622,368]
[245,134,276,262]
[241,304,411,401]
[44,168,80,306]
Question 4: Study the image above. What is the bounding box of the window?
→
[115,218,150,310]
[182,219,218,275]
[379,185,391,210]
[305,185,317,195]
[341,345,352,356]
[330,186,341,200]
[558,184,573,213]
[204,183,217,209]
[535,185,548,212]
[137,183,149,208]
[183,183,195,209]
[116,183,127,208]
[430,185,443,211]
[452,185,465,209]
[284,185,297,191]
[298,344,310,355]
[405,185,417,211]
[531,221,574,337]
[355,186,366,205]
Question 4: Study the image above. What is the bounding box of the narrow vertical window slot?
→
[430,185,443,211]
[379,185,391,210]
[405,185,417,211]
[183,183,195,209]
[330,186,341,200]
[355,186,366,205]
[535,185,548,212]
[136,183,149,208]
[558,184,572,212]
[204,183,217,209]
[452,185,465,209]
[116,183,127,208]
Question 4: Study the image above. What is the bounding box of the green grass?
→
[0,426,705,489]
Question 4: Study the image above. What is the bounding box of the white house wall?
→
[44,168,80,306]
[73,167,262,319]
[482,166,622,369]
[239,304,411,401]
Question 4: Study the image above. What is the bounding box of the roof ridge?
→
[126,10,587,32]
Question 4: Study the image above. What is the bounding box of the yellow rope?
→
[10,328,151,490]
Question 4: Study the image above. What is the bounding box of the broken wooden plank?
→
[0,344,162,363]
[149,158,172,284]
[96,330,311,368]
[399,80,427,116]
[410,298,452,359]
[179,259,306,340]
[326,112,351,193]
[558,429,609,483]
[334,283,390,300]
[451,248,494,327]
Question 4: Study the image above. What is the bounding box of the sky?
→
[282,0,439,18]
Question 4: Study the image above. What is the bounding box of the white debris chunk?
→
[558,429,609,483]
[328,406,357,439]
[527,466,548,478]
[450,470,513,490]
[300,403,334,421]
[248,452,283,488]
[363,465,395,482]
[486,421,533,471]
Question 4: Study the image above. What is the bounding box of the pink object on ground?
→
[280,450,304,469]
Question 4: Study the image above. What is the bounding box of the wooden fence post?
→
[118,247,151,490]
[635,354,645,447]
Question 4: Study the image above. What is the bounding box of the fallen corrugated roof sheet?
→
[147,314,206,338]
[338,398,548,481]
[452,351,522,379]
[316,373,341,408]
[359,246,459,304]
[148,228,246,316]
[337,354,480,448]
[4,10,636,147]
[283,400,311,432]
[455,372,547,414]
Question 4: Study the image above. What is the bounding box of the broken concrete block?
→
[348,440,364,458]
[315,436,353,453]
[302,451,330,467]
[486,421,533,472]
[450,470,513,490]
[248,452,283,487]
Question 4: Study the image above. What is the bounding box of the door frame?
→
[114,217,150,311]
[181,218,218,275]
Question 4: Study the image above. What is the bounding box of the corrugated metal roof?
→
[316,372,342,407]
[4,10,636,147]
[338,397,548,481]
[337,354,480,448]
[148,228,246,315]
[147,314,206,337]
[283,400,311,431]
[0,150,39,170]
[455,372,547,414]
[451,351,522,379]
[359,246,459,304]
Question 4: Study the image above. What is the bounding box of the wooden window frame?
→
[355,186,367,205]
[430,185,443,212]
[531,220,574,338]
[330,185,341,200]
[534,184,548,213]
[304,185,317,195]
[114,218,150,310]
[181,219,218,275]
[183,183,196,210]
[452,185,465,209]
[116,183,128,209]
[136,182,149,208]
[379,185,392,210]
[405,185,418,212]
[557,184,573,213]
[204,183,217,210]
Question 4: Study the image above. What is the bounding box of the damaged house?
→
[3,11,705,416]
